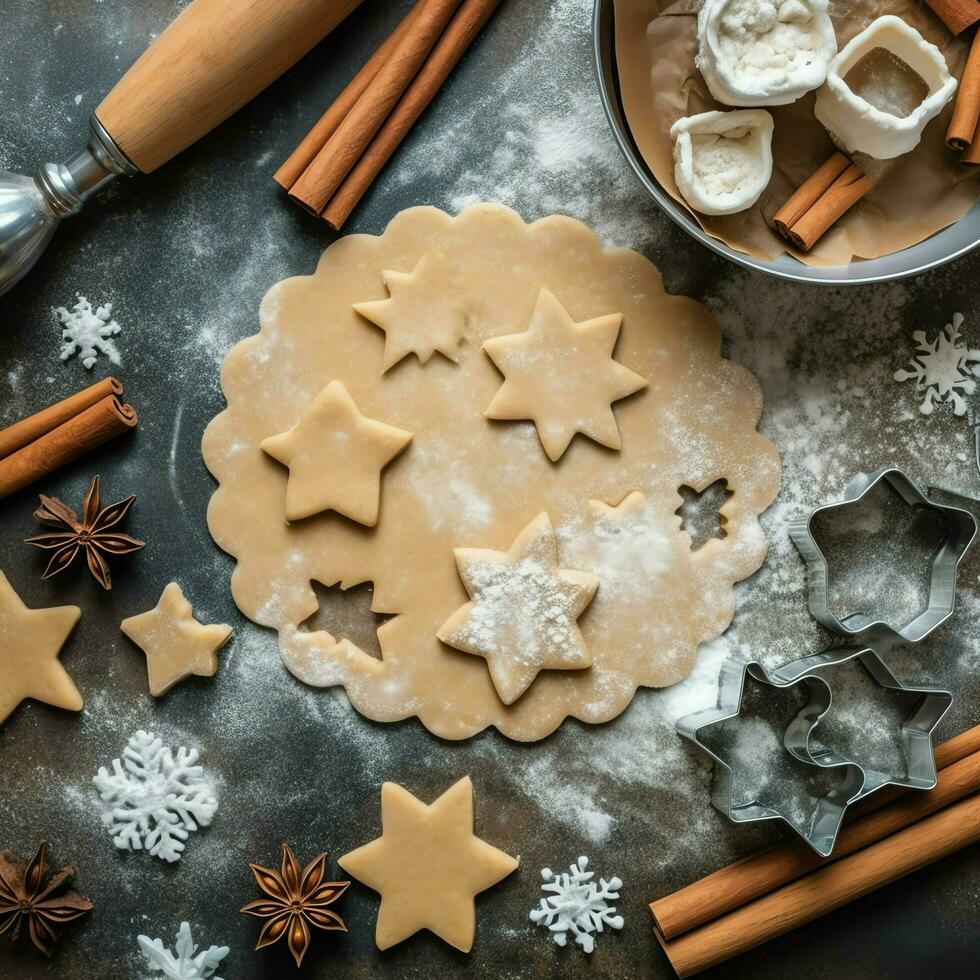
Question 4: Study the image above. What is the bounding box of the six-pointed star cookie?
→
[338,776,517,952]
[0,570,82,725]
[483,288,648,461]
[261,380,413,524]
[121,582,233,696]
[437,513,599,704]
[353,253,468,371]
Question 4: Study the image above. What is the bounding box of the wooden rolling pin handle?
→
[94,0,364,174]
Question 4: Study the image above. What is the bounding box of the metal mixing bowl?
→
[592,0,980,284]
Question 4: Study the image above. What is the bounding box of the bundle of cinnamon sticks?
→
[0,378,137,499]
[277,0,501,229]
[772,151,871,252]
[651,724,980,977]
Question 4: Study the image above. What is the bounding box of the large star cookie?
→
[0,570,82,725]
[483,288,648,461]
[339,776,517,951]
[261,380,413,525]
[437,513,599,704]
[121,582,232,696]
[353,253,467,371]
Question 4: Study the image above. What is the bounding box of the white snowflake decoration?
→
[56,294,122,369]
[529,855,623,953]
[137,921,229,980]
[93,730,218,863]
[894,313,980,416]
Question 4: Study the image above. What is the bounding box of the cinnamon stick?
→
[924,0,980,35]
[0,395,137,499]
[321,0,504,230]
[651,738,980,940]
[274,3,427,190]
[655,793,980,977]
[773,152,849,229]
[772,151,871,252]
[289,0,465,215]
[948,30,980,150]
[963,124,980,164]
[0,377,123,459]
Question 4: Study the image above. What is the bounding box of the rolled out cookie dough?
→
[203,204,780,741]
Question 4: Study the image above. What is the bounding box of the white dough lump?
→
[670,109,774,215]
[698,0,837,106]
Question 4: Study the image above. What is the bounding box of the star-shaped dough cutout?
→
[0,570,82,725]
[121,582,232,696]
[261,380,413,525]
[483,288,648,461]
[339,776,517,952]
[437,513,598,704]
[591,490,646,520]
[353,253,467,371]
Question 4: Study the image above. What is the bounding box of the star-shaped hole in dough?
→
[339,776,517,952]
[0,570,82,726]
[261,380,413,525]
[483,288,648,461]
[121,582,233,697]
[437,513,599,705]
[353,253,467,371]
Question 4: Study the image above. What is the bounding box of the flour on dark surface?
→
[1,0,979,977]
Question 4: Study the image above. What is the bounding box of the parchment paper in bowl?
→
[614,0,980,266]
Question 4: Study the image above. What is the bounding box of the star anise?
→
[26,475,144,590]
[0,842,93,956]
[241,843,349,967]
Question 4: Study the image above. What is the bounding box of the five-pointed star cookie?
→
[0,570,82,726]
[261,380,413,525]
[483,288,648,461]
[338,776,517,952]
[353,253,467,371]
[121,582,232,696]
[437,513,599,704]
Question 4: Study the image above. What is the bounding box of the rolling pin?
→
[95,0,365,173]
[0,0,365,296]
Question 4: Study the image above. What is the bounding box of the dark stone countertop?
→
[1,1,978,977]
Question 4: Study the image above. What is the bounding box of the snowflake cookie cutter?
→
[677,644,951,856]
[788,468,976,643]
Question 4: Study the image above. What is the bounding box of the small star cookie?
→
[121,582,232,696]
[483,288,648,461]
[339,776,517,952]
[261,380,413,525]
[0,570,82,725]
[437,513,598,704]
[354,253,467,371]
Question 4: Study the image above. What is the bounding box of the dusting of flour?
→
[390,0,664,249]
[455,557,584,661]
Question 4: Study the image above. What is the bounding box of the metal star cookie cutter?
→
[771,640,952,803]
[788,468,976,643]
[677,658,865,857]
[677,642,952,856]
